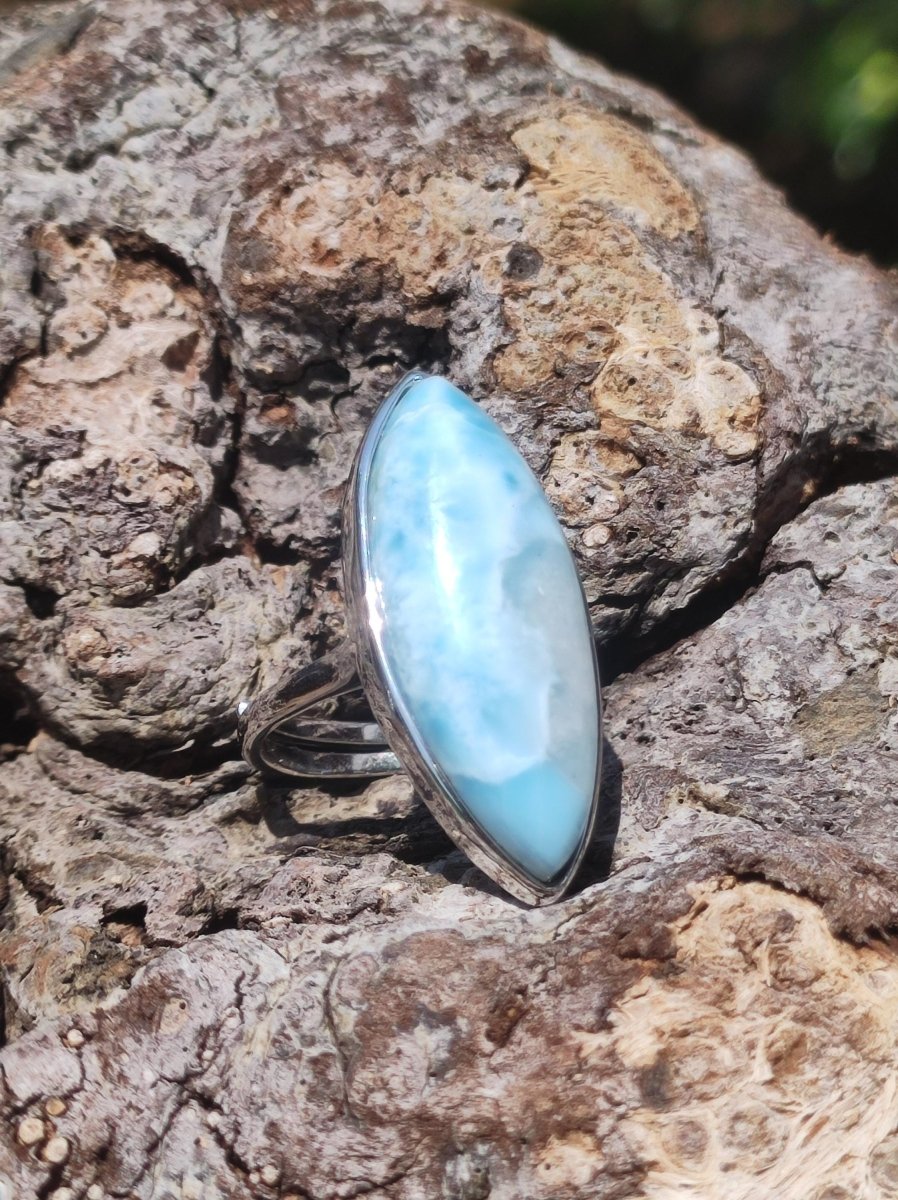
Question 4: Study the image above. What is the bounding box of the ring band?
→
[239,642,400,779]
[239,373,603,905]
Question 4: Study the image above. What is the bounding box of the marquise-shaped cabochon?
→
[362,376,600,885]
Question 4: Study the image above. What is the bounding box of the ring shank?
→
[238,644,401,779]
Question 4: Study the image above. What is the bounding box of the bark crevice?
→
[0,1,896,1196]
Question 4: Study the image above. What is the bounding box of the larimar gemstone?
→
[363,376,599,885]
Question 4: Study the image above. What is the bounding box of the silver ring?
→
[239,372,603,905]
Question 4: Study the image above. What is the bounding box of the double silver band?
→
[238,643,400,780]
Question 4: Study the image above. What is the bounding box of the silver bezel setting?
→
[341,371,603,906]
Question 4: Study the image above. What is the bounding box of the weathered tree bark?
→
[0,0,897,1195]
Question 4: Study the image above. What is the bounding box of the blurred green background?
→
[488,0,898,264]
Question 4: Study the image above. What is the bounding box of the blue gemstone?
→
[361,376,600,886]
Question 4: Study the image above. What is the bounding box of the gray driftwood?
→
[0,1,897,1196]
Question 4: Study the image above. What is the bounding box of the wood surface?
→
[0,1,897,1196]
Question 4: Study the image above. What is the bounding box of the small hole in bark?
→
[200,907,240,934]
[639,1057,672,1110]
[0,675,38,760]
[463,44,491,74]
[200,335,229,404]
[299,359,351,399]
[505,243,543,280]
[22,584,58,619]
[162,330,201,372]
[102,902,148,930]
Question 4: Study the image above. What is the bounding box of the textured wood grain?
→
[0,1,897,1196]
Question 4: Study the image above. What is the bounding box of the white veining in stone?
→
[363,376,600,883]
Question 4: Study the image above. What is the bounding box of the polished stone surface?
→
[364,376,599,884]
